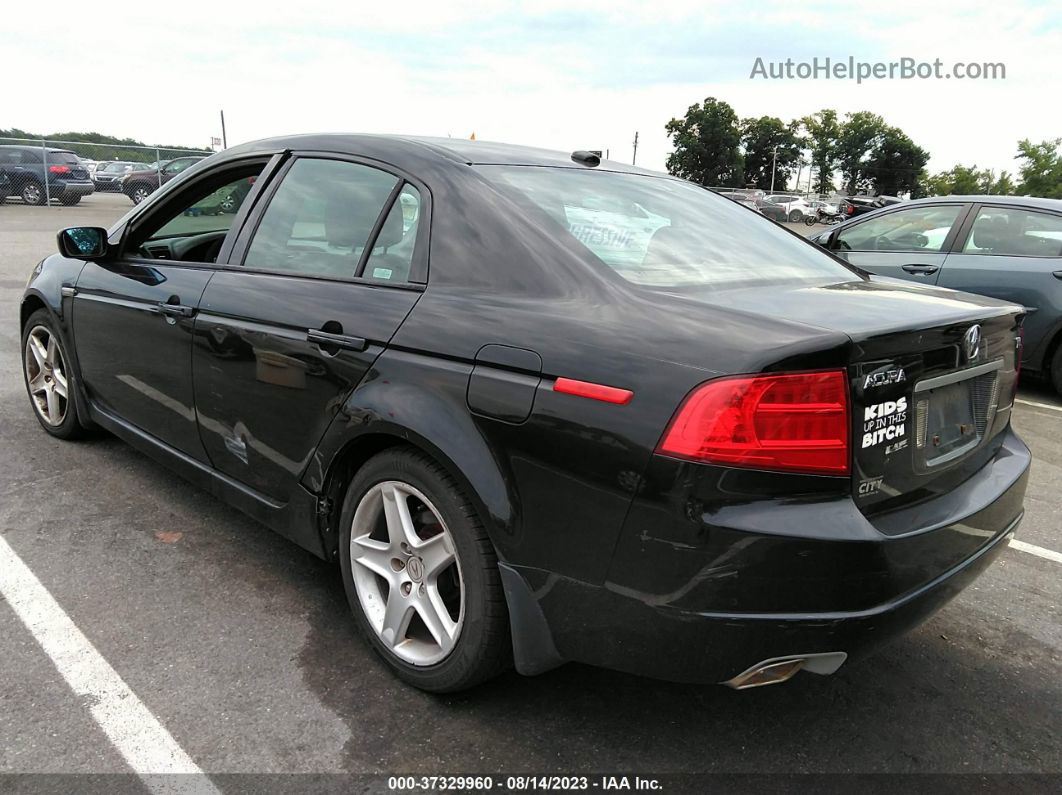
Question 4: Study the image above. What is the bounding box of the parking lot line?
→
[0,535,220,794]
[1010,538,1062,564]
[1015,398,1062,413]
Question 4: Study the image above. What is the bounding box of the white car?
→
[765,195,815,222]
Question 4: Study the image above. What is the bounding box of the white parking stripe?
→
[0,536,220,794]
[1010,538,1062,564]
[1015,398,1062,413]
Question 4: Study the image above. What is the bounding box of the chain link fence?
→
[0,137,214,207]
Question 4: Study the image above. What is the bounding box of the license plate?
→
[924,380,977,461]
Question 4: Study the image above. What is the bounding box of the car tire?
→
[60,195,81,206]
[21,181,46,206]
[21,309,86,440]
[1050,343,1062,397]
[788,210,802,223]
[338,447,511,692]
[129,184,152,204]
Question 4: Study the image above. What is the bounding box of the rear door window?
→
[962,206,1062,257]
[243,158,399,280]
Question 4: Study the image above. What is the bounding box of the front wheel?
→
[21,309,85,439]
[788,210,803,223]
[804,214,818,226]
[1050,344,1062,396]
[21,181,46,205]
[339,448,510,692]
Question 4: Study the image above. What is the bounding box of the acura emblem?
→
[963,325,982,361]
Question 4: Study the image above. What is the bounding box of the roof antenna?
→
[571,150,601,167]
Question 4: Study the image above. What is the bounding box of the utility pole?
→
[770,146,778,193]
[632,132,639,165]
[220,110,228,149]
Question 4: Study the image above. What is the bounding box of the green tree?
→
[740,116,802,191]
[801,109,840,195]
[863,127,929,197]
[1015,138,1062,198]
[835,111,887,193]
[664,97,744,187]
[992,171,1016,195]
[0,127,210,164]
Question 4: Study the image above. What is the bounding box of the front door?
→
[832,203,969,283]
[192,156,427,502]
[72,158,271,459]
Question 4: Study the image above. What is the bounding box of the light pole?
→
[632,131,639,165]
[770,146,778,193]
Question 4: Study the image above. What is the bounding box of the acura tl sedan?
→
[21,135,1029,692]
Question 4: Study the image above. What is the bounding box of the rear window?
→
[47,151,81,165]
[478,166,854,289]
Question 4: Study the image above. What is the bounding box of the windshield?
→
[478,166,856,288]
[47,151,81,165]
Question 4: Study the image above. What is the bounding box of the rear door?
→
[72,155,274,459]
[832,203,970,282]
[192,154,428,502]
[936,203,1062,370]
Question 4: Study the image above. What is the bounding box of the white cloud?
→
[5,0,1058,178]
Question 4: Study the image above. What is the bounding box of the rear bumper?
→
[57,181,94,197]
[513,428,1029,683]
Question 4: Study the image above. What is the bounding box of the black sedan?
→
[21,135,1029,692]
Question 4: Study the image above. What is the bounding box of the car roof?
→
[902,194,1062,211]
[220,133,663,175]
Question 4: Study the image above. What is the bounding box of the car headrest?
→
[972,216,1010,251]
[374,201,406,249]
[642,225,693,266]
[324,185,391,250]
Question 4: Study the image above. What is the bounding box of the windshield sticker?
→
[862,397,907,448]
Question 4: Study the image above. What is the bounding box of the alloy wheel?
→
[22,183,43,205]
[349,480,464,666]
[24,326,69,426]
[132,186,151,204]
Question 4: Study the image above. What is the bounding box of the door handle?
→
[158,302,195,318]
[901,264,939,275]
[1053,271,1062,280]
[307,328,368,352]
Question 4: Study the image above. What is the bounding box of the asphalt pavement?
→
[1,193,1059,789]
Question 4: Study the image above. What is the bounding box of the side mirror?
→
[57,227,108,259]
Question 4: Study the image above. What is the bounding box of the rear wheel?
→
[60,195,81,206]
[21,181,46,205]
[339,448,510,692]
[21,310,85,439]
[788,209,802,223]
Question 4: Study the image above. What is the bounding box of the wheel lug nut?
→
[401,582,412,596]
[418,584,426,596]
[390,558,405,572]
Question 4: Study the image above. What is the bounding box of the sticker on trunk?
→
[862,397,907,448]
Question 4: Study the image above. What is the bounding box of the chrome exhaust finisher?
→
[723,652,848,690]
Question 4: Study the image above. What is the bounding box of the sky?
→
[5,0,1059,181]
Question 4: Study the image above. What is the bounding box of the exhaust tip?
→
[724,652,847,690]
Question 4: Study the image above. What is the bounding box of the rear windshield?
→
[478,166,855,288]
[47,151,81,165]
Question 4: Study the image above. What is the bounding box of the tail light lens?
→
[658,370,850,475]
[48,165,71,175]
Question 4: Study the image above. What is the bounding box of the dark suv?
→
[121,156,207,204]
[839,194,902,218]
[0,146,95,205]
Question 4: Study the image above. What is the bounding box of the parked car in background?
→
[765,194,815,222]
[718,192,788,222]
[21,135,1029,693]
[839,195,902,218]
[0,145,95,205]
[93,161,145,191]
[120,155,207,204]
[79,158,99,176]
[812,195,1062,392]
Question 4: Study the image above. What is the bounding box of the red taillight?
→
[48,165,71,175]
[658,370,850,475]
[553,377,633,405]
[845,204,854,214]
